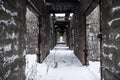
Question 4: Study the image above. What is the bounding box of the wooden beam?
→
[28,0,46,15]
[46,0,78,3]
[27,0,42,15]
[65,13,70,20]
[49,10,74,13]
[52,16,72,20]
[83,0,100,15]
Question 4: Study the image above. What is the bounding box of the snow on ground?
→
[26,44,100,80]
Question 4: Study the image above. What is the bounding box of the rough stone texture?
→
[66,27,70,46]
[86,5,100,61]
[0,0,26,79]
[39,12,52,62]
[101,0,120,80]
[26,8,39,54]
[69,16,74,50]
[69,28,74,50]
[72,5,88,65]
[27,1,54,63]
[49,16,55,49]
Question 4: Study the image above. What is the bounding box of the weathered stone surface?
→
[86,5,100,61]
[101,0,120,80]
[26,8,39,54]
[72,6,88,65]
[0,0,26,79]
[39,12,53,62]
[69,23,74,50]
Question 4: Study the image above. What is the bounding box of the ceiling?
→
[45,0,80,13]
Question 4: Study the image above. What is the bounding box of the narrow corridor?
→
[26,43,100,80]
[1,1,120,80]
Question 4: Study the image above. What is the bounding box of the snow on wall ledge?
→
[0,0,26,80]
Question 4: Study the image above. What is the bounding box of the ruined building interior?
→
[0,0,120,80]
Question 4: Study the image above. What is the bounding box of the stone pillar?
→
[73,9,88,65]
[69,27,74,50]
[0,0,26,80]
[100,0,120,80]
[66,26,70,46]
[39,13,51,62]
[26,8,39,55]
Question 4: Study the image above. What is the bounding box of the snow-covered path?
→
[26,44,100,80]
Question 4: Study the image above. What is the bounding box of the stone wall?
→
[0,0,26,79]
[86,6,100,61]
[26,8,39,54]
[101,0,120,80]
[72,5,88,65]
[39,13,52,62]
[69,24,74,50]
[26,1,54,63]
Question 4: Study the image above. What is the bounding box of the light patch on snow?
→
[89,33,94,36]
[0,4,17,16]
[111,67,116,73]
[4,55,19,65]
[102,66,110,70]
[87,61,100,80]
[6,33,18,39]
[4,70,11,78]
[0,0,4,4]
[108,33,115,39]
[23,50,26,56]
[115,70,120,74]
[0,17,16,26]
[115,33,120,39]
[103,43,118,49]
[26,44,100,80]
[14,45,18,50]
[102,52,113,60]
[102,52,108,57]
[108,53,113,60]
[55,13,65,17]
[35,48,38,52]
[14,65,19,71]
[118,61,120,67]
[111,67,120,74]
[70,13,73,17]
[60,36,63,42]
[108,17,120,26]
[14,41,19,51]
[76,44,78,47]
[112,6,120,13]
[4,44,12,51]
[9,17,16,25]
[0,47,3,51]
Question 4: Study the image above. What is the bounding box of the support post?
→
[37,16,42,63]
[73,6,89,65]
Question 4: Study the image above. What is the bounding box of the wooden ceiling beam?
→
[49,10,74,13]
[65,13,70,20]
[45,0,78,3]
